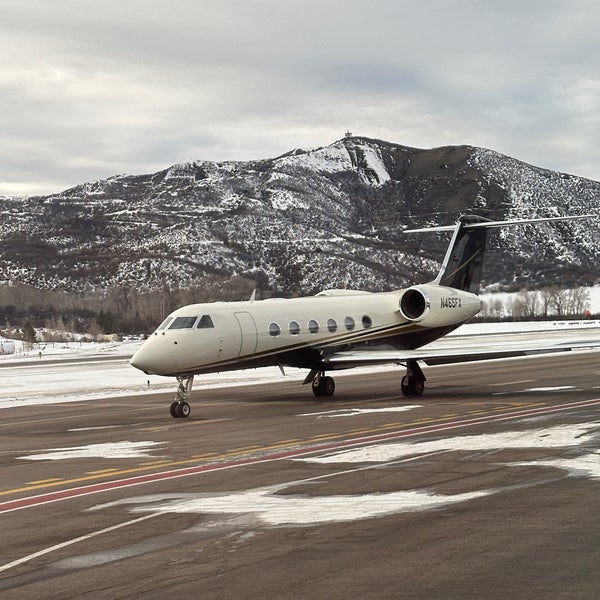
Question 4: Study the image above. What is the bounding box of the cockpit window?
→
[157,317,173,330]
[168,316,198,329]
[197,315,214,328]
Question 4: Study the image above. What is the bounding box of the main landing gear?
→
[401,360,426,396]
[305,370,336,397]
[170,374,194,418]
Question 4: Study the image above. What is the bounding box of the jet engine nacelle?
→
[398,284,482,328]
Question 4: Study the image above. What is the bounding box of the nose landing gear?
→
[170,374,194,418]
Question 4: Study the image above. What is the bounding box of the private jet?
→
[130,214,594,418]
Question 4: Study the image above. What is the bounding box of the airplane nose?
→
[130,344,161,375]
[130,348,150,374]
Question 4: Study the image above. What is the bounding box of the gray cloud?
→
[2,0,600,196]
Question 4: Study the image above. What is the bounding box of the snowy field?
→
[1,320,599,411]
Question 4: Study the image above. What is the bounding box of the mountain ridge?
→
[1,136,599,298]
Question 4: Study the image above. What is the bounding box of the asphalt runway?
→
[0,351,599,599]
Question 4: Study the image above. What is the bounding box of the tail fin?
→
[435,214,489,294]
[404,214,593,295]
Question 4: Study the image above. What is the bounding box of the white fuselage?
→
[130,286,482,377]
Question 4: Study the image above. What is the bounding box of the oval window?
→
[268,322,281,337]
[344,316,355,331]
[327,318,338,333]
[308,319,319,334]
[289,321,300,335]
[362,315,373,329]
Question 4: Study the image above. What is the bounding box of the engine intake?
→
[398,284,482,327]
[399,288,429,321]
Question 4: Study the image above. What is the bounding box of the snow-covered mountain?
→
[1,136,599,296]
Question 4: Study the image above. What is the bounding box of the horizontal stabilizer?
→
[404,214,594,233]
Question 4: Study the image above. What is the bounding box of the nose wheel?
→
[170,401,191,418]
[171,374,194,418]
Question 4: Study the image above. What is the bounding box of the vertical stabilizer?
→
[404,213,593,296]
[434,215,490,294]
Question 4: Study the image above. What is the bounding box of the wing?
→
[324,336,600,368]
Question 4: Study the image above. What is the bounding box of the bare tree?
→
[510,290,538,319]
[568,287,591,317]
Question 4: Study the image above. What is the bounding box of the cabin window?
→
[268,322,281,337]
[157,317,173,330]
[289,321,300,335]
[344,316,355,331]
[327,318,338,333]
[362,315,373,329]
[169,316,197,329]
[197,315,214,328]
[308,319,319,334]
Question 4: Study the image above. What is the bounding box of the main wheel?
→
[179,401,191,417]
[320,376,335,397]
[313,376,335,397]
[401,375,424,396]
[413,379,424,396]
[401,375,412,396]
[312,378,323,397]
[170,401,179,418]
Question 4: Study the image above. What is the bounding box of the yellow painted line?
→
[377,423,408,430]
[190,453,217,459]
[0,456,219,497]
[25,478,63,486]
[306,434,341,442]
[309,433,339,440]
[139,460,173,466]
[349,428,376,435]
[85,469,121,476]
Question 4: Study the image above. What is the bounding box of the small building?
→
[0,338,16,355]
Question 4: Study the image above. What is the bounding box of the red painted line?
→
[1,397,598,514]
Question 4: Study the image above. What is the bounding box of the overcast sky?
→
[2,0,599,196]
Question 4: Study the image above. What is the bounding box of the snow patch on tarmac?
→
[297,422,600,465]
[126,487,491,525]
[18,441,164,461]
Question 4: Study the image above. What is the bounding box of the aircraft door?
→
[234,311,258,357]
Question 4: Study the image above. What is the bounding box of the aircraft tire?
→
[179,402,191,418]
[170,402,179,418]
[401,376,424,397]
[401,375,411,396]
[312,376,335,397]
[321,376,335,396]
